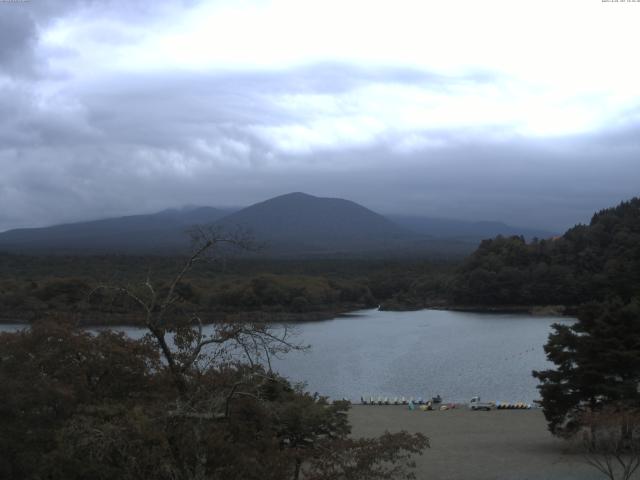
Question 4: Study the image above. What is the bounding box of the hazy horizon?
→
[1,0,639,233]
[0,190,569,235]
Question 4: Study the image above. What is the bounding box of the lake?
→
[0,308,571,404]
[272,309,571,403]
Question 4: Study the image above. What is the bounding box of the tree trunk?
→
[293,457,301,480]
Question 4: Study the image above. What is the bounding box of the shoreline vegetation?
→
[0,306,364,327]
[379,302,575,316]
[0,303,574,327]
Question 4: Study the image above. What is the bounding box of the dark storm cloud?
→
[241,129,640,232]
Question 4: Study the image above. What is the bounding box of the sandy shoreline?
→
[349,406,602,480]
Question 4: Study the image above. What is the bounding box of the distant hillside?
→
[387,215,555,242]
[216,192,417,254]
[0,194,431,256]
[0,207,233,254]
[451,197,640,306]
[0,192,555,257]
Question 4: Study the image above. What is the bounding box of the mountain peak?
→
[265,192,319,203]
[277,192,315,199]
[217,192,411,252]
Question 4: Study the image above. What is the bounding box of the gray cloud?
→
[0,2,639,233]
[0,0,87,76]
[0,6,38,76]
[0,0,195,76]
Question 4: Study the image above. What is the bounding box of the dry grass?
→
[349,406,602,480]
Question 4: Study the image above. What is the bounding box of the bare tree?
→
[88,226,312,479]
[579,406,640,480]
[93,225,302,395]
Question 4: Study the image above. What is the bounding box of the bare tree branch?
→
[91,226,300,395]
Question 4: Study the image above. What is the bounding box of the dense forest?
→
[0,254,454,325]
[451,198,640,308]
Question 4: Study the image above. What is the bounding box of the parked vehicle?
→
[469,396,493,411]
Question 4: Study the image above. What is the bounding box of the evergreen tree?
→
[533,298,640,435]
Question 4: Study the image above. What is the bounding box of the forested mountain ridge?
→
[0,193,421,255]
[0,207,234,254]
[0,192,547,257]
[216,192,419,254]
[451,197,640,306]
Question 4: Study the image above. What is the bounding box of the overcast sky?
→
[1,0,639,232]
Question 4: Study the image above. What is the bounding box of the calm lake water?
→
[1,309,572,404]
[272,309,571,403]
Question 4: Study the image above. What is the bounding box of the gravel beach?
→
[349,406,604,480]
